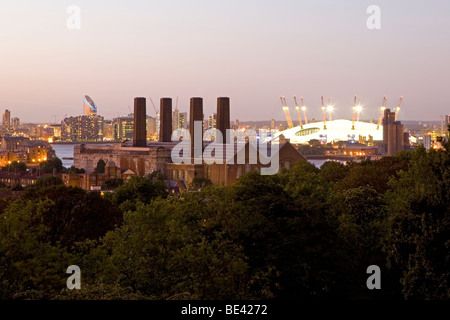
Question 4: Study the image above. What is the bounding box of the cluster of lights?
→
[343,151,367,156]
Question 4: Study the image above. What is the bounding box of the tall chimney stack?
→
[216,97,230,143]
[190,97,203,161]
[160,98,173,142]
[133,97,147,147]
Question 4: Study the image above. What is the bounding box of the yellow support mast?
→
[281,96,294,129]
[293,95,303,128]
[321,96,327,130]
[351,95,357,130]
[394,96,403,121]
[377,96,387,130]
[301,97,308,124]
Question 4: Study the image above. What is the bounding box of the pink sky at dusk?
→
[0,0,449,123]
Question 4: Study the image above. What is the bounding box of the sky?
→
[0,0,449,123]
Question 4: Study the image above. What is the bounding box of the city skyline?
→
[0,0,449,123]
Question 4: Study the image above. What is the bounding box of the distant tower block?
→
[217,97,230,143]
[383,108,404,156]
[160,98,173,142]
[83,95,98,116]
[133,97,147,147]
[190,97,203,160]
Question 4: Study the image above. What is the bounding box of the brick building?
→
[62,160,136,190]
[74,97,307,187]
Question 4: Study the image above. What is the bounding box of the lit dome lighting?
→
[267,119,383,144]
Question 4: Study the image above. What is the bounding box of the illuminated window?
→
[295,128,321,137]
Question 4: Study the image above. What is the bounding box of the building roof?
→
[164,180,187,194]
[106,160,116,167]
[270,119,383,144]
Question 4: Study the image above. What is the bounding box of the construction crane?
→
[301,97,308,124]
[394,96,403,121]
[293,95,303,128]
[280,96,294,129]
[61,114,68,126]
[321,96,327,130]
[351,95,357,130]
[327,98,333,121]
[377,96,388,130]
[149,97,158,115]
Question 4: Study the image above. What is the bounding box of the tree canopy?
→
[0,145,448,300]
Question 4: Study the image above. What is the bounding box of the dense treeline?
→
[0,144,449,300]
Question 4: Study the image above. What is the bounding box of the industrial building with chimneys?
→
[72,96,305,188]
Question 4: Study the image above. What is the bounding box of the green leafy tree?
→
[229,169,347,299]
[35,176,64,189]
[330,186,397,298]
[101,178,124,190]
[4,161,27,173]
[112,176,168,211]
[147,170,164,182]
[21,184,123,248]
[189,177,212,190]
[320,161,350,183]
[68,166,85,174]
[96,159,106,174]
[0,199,73,299]
[385,146,450,299]
[336,155,410,194]
[40,157,63,173]
[87,197,250,299]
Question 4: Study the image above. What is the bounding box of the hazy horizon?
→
[1,0,449,123]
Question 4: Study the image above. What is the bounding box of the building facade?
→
[62,115,104,142]
[62,161,136,190]
[73,96,308,188]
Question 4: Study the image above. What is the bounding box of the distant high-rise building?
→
[179,112,187,129]
[83,95,98,116]
[113,117,134,141]
[156,113,160,141]
[2,109,11,129]
[12,117,20,129]
[133,97,147,147]
[172,109,187,130]
[172,109,179,131]
[271,119,275,130]
[147,116,156,138]
[103,120,114,141]
[423,134,432,150]
[208,113,217,129]
[61,115,104,142]
[48,124,62,139]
